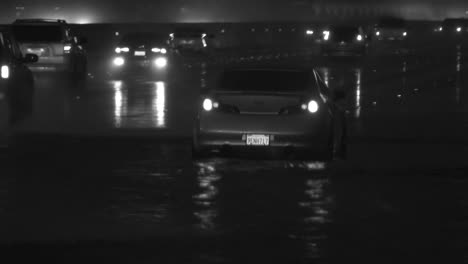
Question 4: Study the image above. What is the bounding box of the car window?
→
[218,70,315,93]
[12,25,63,42]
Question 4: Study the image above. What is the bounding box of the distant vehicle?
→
[439,18,468,34]
[0,27,38,126]
[169,27,208,52]
[321,26,368,56]
[11,19,87,79]
[192,67,347,160]
[111,32,170,79]
[373,17,408,41]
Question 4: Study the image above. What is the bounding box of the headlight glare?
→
[113,57,125,66]
[203,98,213,111]
[307,100,319,113]
[154,57,168,68]
[1,65,9,79]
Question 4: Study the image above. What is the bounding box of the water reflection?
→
[299,177,334,260]
[322,68,330,87]
[153,82,166,128]
[193,160,222,230]
[455,45,462,104]
[113,81,126,128]
[113,81,167,128]
[355,68,362,118]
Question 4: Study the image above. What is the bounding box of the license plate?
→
[134,51,146,56]
[245,134,270,146]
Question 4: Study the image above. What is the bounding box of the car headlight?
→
[403,31,407,36]
[115,47,129,54]
[323,31,330,41]
[1,65,9,79]
[356,34,363,41]
[376,31,380,36]
[203,98,213,111]
[152,48,167,54]
[113,57,125,66]
[302,100,319,113]
[457,27,462,32]
[306,30,314,35]
[64,45,72,52]
[439,27,443,31]
[154,57,168,68]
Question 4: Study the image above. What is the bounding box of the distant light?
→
[357,34,363,41]
[113,57,124,66]
[376,31,380,36]
[457,27,462,32]
[152,47,167,54]
[203,98,213,111]
[439,27,443,31]
[220,28,225,33]
[306,30,314,35]
[115,31,119,36]
[1,65,9,79]
[154,57,167,68]
[115,47,129,54]
[323,31,330,41]
[403,31,407,36]
[76,18,91,24]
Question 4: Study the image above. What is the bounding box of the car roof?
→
[223,66,315,74]
[13,19,67,25]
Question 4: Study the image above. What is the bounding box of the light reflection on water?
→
[193,160,222,230]
[113,81,126,128]
[300,177,334,260]
[153,82,166,128]
[355,68,362,118]
[112,81,167,128]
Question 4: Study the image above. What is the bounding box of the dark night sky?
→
[1,0,467,23]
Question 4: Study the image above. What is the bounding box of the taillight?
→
[64,44,72,53]
[1,65,9,79]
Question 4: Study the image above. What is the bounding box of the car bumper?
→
[26,56,72,72]
[110,58,169,76]
[196,112,332,151]
[323,43,366,54]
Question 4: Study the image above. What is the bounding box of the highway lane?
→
[1,42,468,263]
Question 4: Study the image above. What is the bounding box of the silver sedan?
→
[192,67,347,160]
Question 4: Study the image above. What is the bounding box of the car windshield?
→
[331,27,359,38]
[121,33,167,45]
[443,19,468,27]
[12,25,63,42]
[378,18,406,28]
[219,70,312,92]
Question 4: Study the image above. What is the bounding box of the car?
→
[0,27,38,139]
[192,67,347,160]
[11,19,87,79]
[439,18,468,35]
[373,17,408,41]
[321,25,368,57]
[169,27,208,53]
[111,32,170,79]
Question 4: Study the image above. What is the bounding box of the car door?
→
[4,33,34,123]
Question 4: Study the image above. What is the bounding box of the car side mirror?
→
[23,53,38,63]
[78,37,88,45]
[332,90,346,101]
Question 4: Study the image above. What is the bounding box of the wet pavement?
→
[1,38,468,263]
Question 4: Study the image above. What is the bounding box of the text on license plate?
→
[246,135,270,146]
[134,51,146,56]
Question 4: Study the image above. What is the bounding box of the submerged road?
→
[1,40,468,263]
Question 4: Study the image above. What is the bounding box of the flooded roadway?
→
[1,41,468,263]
